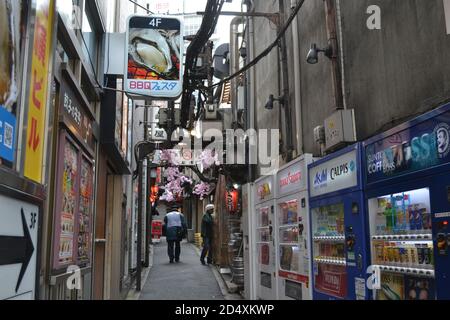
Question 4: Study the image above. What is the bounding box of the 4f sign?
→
[149,18,162,27]
[125,15,184,99]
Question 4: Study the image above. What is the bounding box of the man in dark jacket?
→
[164,203,187,263]
[200,204,215,265]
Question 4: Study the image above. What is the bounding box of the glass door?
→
[368,188,436,300]
[312,203,347,298]
[278,200,300,274]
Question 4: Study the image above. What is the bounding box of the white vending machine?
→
[253,175,278,300]
[275,155,315,300]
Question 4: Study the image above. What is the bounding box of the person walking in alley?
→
[200,204,215,265]
[164,203,187,263]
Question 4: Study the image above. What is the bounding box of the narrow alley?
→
[2,0,450,308]
[137,227,242,301]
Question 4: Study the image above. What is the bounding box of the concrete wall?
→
[341,0,450,139]
[251,0,287,172]
[251,0,450,168]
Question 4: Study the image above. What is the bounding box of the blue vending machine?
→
[364,102,450,300]
[308,143,370,300]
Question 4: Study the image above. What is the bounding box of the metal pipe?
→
[136,158,143,291]
[291,0,304,155]
[324,0,344,111]
[248,1,257,183]
[279,0,294,161]
[230,16,244,129]
[144,107,150,268]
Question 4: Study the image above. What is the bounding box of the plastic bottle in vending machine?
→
[406,205,414,234]
[384,202,395,234]
[414,205,423,233]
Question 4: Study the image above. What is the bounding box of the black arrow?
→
[0,208,35,292]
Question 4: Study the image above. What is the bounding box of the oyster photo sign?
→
[125,15,183,99]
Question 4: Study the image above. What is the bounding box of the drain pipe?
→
[324,0,344,111]
[291,0,304,155]
[278,0,294,162]
[230,16,244,129]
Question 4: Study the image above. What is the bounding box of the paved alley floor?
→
[139,238,226,300]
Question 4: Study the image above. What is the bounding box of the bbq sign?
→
[125,15,183,99]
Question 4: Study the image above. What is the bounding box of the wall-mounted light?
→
[265,94,285,110]
[306,43,333,64]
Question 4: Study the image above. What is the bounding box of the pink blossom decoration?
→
[198,149,221,170]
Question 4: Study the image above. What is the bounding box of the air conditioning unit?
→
[324,109,357,152]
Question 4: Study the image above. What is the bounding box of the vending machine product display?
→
[364,102,450,300]
[308,144,370,300]
[275,155,315,300]
[253,175,278,300]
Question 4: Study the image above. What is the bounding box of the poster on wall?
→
[0,0,29,166]
[125,15,183,99]
[57,140,78,267]
[77,157,93,264]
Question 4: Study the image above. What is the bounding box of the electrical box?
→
[324,109,356,152]
[205,104,219,120]
[158,109,181,127]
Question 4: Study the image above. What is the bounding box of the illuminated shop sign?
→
[365,107,450,184]
[309,150,358,197]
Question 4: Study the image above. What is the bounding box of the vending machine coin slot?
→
[357,254,363,271]
[299,223,304,236]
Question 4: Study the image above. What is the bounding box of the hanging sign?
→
[24,0,55,183]
[125,15,183,99]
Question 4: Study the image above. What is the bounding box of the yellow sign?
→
[24,0,55,183]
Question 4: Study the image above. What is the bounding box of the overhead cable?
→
[209,0,305,90]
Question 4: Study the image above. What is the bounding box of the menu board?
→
[77,158,93,264]
[59,140,78,265]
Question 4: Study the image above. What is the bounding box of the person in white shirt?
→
[163,203,187,263]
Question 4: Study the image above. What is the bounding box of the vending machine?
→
[308,144,371,300]
[253,175,278,300]
[363,102,450,300]
[275,155,315,300]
